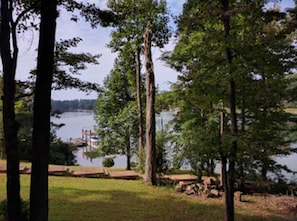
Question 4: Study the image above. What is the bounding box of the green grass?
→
[0,172,293,221]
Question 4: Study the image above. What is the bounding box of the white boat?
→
[90,136,99,148]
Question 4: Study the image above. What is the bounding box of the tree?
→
[155,91,176,112]
[144,22,157,185]
[232,5,297,183]
[163,0,297,220]
[162,0,228,180]
[95,55,138,170]
[106,0,171,172]
[28,1,118,217]
[0,77,4,160]
[0,1,116,220]
[52,37,101,92]
[17,110,76,165]
[0,0,28,219]
[29,0,57,220]
[220,1,237,220]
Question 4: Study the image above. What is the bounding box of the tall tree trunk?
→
[136,47,144,173]
[126,135,131,170]
[0,0,22,220]
[30,0,57,220]
[221,156,227,188]
[226,80,237,221]
[239,101,246,191]
[144,22,157,185]
[219,110,226,187]
[261,150,268,181]
[221,0,238,221]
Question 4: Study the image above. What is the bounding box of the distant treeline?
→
[51,99,96,112]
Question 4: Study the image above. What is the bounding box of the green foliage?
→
[26,37,102,97]
[102,157,115,168]
[94,58,138,168]
[155,129,170,174]
[107,0,171,51]
[49,139,77,166]
[52,38,101,92]
[155,91,177,112]
[103,0,172,172]
[0,199,29,221]
[63,0,118,28]
[16,112,76,165]
[163,1,297,180]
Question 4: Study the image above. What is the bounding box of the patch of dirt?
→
[188,193,297,220]
[242,195,297,218]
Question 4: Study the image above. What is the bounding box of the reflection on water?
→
[52,111,174,167]
[275,154,297,182]
[52,112,297,177]
[74,147,127,168]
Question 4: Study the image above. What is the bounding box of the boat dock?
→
[0,165,140,180]
[0,165,199,182]
[69,129,99,148]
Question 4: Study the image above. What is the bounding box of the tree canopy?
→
[162,0,297,220]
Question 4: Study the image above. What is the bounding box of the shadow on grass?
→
[48,183,290,221]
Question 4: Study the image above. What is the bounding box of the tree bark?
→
[29,0,57,220]
[221,0,238,221]
[219,110,226,187]
[0,0,22,220]
[144,22,157,185]
[136,47,144,173]
[126,135,131,170]
[226,80,237,221]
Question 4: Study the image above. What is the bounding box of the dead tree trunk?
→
[143,22,157,185]
[136,47,145,173]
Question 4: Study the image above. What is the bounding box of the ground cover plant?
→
[0,163,295,221]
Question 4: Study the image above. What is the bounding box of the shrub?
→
[0,199,29,221]
[103,157,115,167]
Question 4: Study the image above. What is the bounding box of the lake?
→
[51,112,297,181]
[51,111,173,168]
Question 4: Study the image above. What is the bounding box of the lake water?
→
[51,111,173,168]
[51,112,297,181]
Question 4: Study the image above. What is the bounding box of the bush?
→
[103,157,115,167]
[0,199,29,221]
[130,161,137,168]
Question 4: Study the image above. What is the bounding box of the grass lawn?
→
[0,171,294,221]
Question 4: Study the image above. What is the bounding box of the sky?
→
[16,0,186,100]
[14,0,295,100]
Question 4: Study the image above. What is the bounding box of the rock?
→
[203,187,211,197]
[175,185,183,193]
[186,184,197,195]
[210,189,220,197]
[175,181,188,192]
[186,185,193,192]
[197,183,204,191]
[179,181,188,190]
[234,191,243,202]
[203,177,216,186]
